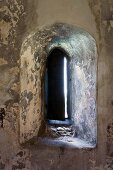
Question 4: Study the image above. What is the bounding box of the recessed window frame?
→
[20,23,97,147]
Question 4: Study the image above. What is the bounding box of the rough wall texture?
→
[0,0,113,169]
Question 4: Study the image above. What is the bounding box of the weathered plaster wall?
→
[0,0,113,169]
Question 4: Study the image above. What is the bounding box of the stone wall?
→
[0,0,113,169]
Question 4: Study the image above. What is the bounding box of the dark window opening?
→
[45,48,72,125]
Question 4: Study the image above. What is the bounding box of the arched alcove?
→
[20,23,97,147]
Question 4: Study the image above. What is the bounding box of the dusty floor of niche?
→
[38,136,96,149]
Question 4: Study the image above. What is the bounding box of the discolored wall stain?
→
[88,0,101,41]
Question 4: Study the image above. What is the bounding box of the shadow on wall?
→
[20,23,97,148]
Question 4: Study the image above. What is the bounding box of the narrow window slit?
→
[45,48,71,125]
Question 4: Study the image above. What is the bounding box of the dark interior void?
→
[45,48,71,125]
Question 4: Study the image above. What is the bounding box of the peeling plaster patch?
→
[107,120,113,138]
[0,127,31,169]
[105,158,113,170]
[0,60,19,131]
[0,20,11,45]
[91,161,105,170]
[0,0,22,132]
[103,20,108,26]
[10,149,31,170]
[89,159,110,170]
[0,1,25,45]
[0,66,19,104]
[5,102,19,131]
[107,138,113,157]
[0,58,7,65]
[110,20,113,27]
[21,91,33,110]
[0,0,26,64]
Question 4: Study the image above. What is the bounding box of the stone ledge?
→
[37,136,96,149]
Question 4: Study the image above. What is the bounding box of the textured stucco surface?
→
[0,0,113,169]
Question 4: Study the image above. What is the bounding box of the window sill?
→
[47,119,72,126]
[37,136,96,149]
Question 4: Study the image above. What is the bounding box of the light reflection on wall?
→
[64,57,68,118]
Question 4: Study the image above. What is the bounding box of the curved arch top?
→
[20,23,97,146]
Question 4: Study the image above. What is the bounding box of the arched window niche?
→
[20,23,97,148]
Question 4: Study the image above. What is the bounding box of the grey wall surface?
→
[0,0,113,169]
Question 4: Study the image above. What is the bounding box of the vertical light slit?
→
[64,57,68,118]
